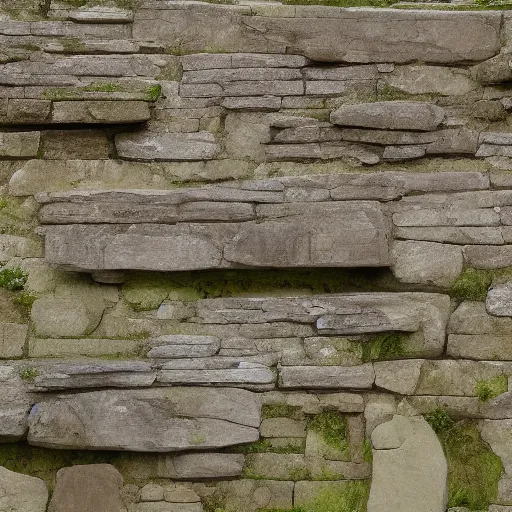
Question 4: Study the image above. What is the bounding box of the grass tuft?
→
[475,375,508,402]
[0,267,28,291]
[424,408,503,509]
[308,411,349,454]
[450,268,493,302]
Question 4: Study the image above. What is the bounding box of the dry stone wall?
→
[3,1,512,511]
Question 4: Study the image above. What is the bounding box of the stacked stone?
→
[5,1,512,511]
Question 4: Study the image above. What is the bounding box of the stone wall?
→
[3,1,512,511]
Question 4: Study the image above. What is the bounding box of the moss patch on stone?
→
[232,439,305,454]
[425,409,503,510]
[361,332,408,362]
[450,268,493,301]
[297,481,370,512]
[307,411,349,456]
[475,375,508,402]
[262,403,304,420]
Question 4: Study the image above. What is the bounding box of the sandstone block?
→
[51,101,150,124]
[279,364,375,389]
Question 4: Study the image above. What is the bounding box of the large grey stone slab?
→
[0,132,40,158]
[51,101,150,124]
[368,415,447,512]
[0,466,48,512]
[28,387,261,451]
[41,201,391,271]
[48,465,126,512]
[148,335,220,358]
[331,101,445,131]
[133,7,501,63]
[115,132,219,161]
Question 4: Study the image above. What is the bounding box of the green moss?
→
[450,268,493,301]
[307,411,349,455]
[145,84,163,101]
[12,292,37,317]
[262,403,304,420]
[17,365,39,381]
[60,38,88,54]
[425,409,503,509]
[42,88,82,100]
[361,332,408,362]
[0,267,28,291]
[232,439,305,454]
[362,439,373,463]
[475,375,508,402]
[189,433,207,445]
[202,490,228,512]
[377,84,437,103]
[289,467,312,481]
[82,82,124,93]
[297,481,370,512]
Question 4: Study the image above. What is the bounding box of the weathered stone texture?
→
[48,465,126,512]
[133,8,501,63]
[28,388,261,451]
[0,466,48,512]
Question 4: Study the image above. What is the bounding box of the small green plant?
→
[450,268,492,302]
[0,267,28,291]
[424,409,503,509]
[308,411,349,454]
[145,84,162,101]
[363,439,373,463]
[296,481,370,512]
[424,407,455,435]
[18,366,39,382]
[361,332,407,362]
[475,375,508,402]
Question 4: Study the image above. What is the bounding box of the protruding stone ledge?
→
[27,387,261,452]
[133,6,502,64]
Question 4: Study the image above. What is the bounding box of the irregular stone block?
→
[4,99,51,124]
[391,240,463,287]
[133,8,501,63]
[222,96,282,111]
[447,334,512,360]
[330,101,445,131]
[464,245,512,269]
[0,365,32,442]
[182,68,302,83]
[31,297,103,338]
[0,466,48,512]
[32,361,156,391]
[28,338,143,359]
[279,364,375,389]
[28,388,261,451]
[51,101,150,124]
[68,7,134,23]
[486,282,512,316]
[383,145,426,161]
[374,360,424,395]
[0,323,28,359]
[0,132,40,158]
[339,128,437,146]
[148,335,220,358]
[40,130,110,160]
[393,208,499,227]
[48,465,126,512]
[115,132,219,161]
[368,415,447,512]
[384,65,477,95]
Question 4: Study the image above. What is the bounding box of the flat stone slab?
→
[330,101,445,131]
[368,415,447,512]
[279,364,375,389]
[40,198,391,271]
[32,361,156,391]
[133,8,501,63]
[27,387,261,451]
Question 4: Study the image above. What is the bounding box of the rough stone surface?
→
[486,283,512,316]
[133,8,502,64]
[28,388,261,451]
[368,415,448,512]
[115,132,219,161]
[331,101,445,131]
[391,241,463,286]
[48,465,126,512]
[0,132,40,158]
[0,466,48,512]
